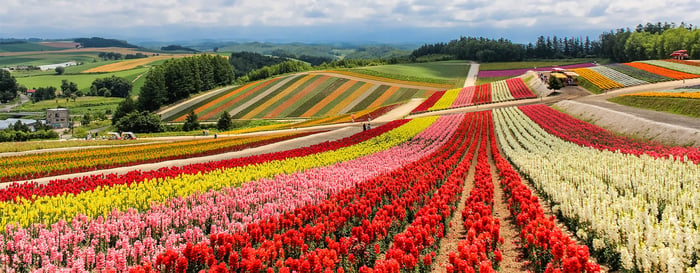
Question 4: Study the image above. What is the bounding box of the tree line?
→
[137,54,234,112]
[98,52,149,61]
[411,22,698,62]
[74,37,139,48]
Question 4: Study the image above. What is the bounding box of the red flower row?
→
[375,112,487,273]
[447,113,502,273]
[506,78,537,99]
[472,84,492,105]
[411,91,445,114]
[519,104,699,163]
[0,120,408,203]
[488,121,601,273]
[131,113,481,273]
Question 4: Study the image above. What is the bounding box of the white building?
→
[38,61,77,71]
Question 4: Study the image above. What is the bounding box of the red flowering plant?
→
[488,120,601,273]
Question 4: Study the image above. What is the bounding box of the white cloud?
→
[1,0,698,40]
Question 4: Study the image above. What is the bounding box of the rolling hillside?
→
[163,71,445,122]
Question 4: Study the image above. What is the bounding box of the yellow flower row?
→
[621,91,700,99]
[572,68,624,89]
[429,88,460,111]
[0,117,437,228]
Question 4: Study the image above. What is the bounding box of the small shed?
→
[46,108,70,128]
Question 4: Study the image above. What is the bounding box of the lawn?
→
[479,58,607,71]
[15,67,150,93]
[350,61,470,87]
[475,76,511,85]
[15,96,124,116]
[608,96,700,118]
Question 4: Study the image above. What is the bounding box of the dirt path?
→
[488,143,527,273]
[464,62,480,87]
[431,138,479,272]
[372,98,424,122]
[4,127,361,188]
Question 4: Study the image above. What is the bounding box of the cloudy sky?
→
[1,0,698,44]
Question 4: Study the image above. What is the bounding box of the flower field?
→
[477,63,596,78]
[495,105,699,272]
[620,90,700,99]
[0,132,315,182]
[624,62,699,80]
[606,64,672,83]
[571,68,624,90]
[167,73,434,122]
[3,92,698,272]
[586,66,648,87]
[640,60,700,75]
[417,78,536,113]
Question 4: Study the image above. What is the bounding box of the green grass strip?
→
[608,96,700,118]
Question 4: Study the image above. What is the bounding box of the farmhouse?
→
[38,61,77,71]
[46,108,70,128]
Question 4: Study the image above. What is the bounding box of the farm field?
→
[14,96,124,116]
[166,72,437,122]
[2,52,700,273]
[15,67,149,94]
[347,61,470,87]
[9,101,698,272]
[82,54,192,72]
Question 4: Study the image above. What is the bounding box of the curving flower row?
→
[641,60,700,75]
[571,68,624,90]
[121,113,476,273]
[606,63,672,83]
[418,78,535,113]
[518,104,700,163]
[587,66,648,87]
[494,106,699,272]
[624,62,699,80]
[0,132,314,183]
[0,115,465,272]
[620,90,700,99]
[0,118,434,229]
[0,121,407,203]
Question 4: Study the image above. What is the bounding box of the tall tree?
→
[137,67,167,111]
[217,111,232,131]
[0,69,18,103]
[182,110,200,132]
[112,96,136,125]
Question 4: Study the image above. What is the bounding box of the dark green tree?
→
[137,67,167,111]
[182,110,200,131]
[90,76,132,98]
[55,66,65,75]
[115,111,164,133]
[0,69,18,103]
[217,111,232,131]
[60,79,79,98]
[32,86,56,102]
[81,113,92,126]
[112,96,136,125]
[548,75,564,91]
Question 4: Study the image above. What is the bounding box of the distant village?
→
[1,61,78,71]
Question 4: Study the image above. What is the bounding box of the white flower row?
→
[589,65,648,86]
[490,80,515,103]
[492,106,700,273]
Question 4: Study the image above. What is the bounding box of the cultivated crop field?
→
[15,67,149,94]
[1,94,697,272]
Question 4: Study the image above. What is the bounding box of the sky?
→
[1,0,699,45]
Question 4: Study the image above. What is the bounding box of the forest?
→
[411,22,699,62]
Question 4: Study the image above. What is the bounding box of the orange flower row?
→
[624,62,699,80]
[621,91,700,99]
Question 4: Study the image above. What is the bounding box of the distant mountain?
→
[160,45,199,52]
